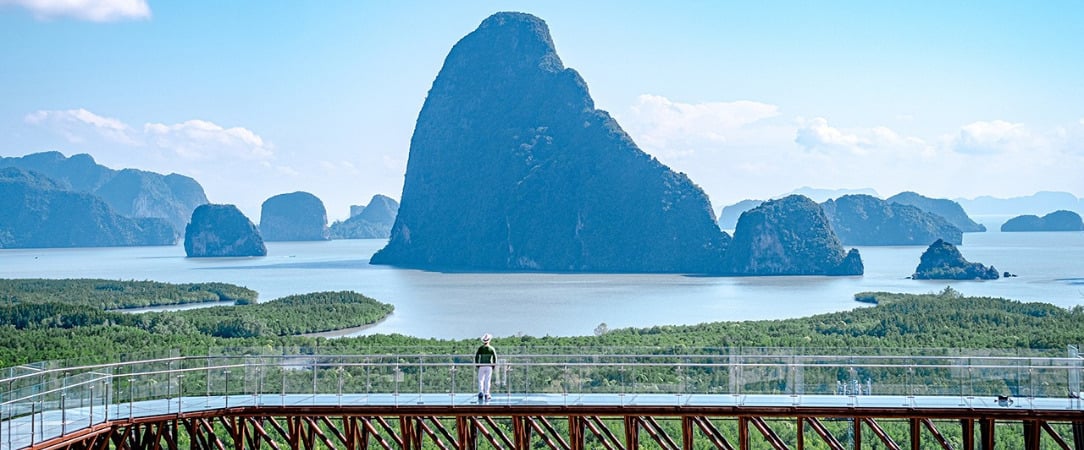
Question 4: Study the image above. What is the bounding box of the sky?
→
[2,1,1082,221]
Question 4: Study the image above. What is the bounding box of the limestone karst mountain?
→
[912,239,999,280]
[0,167,175,248]
[724,195,863,276]
[330,194,399,239]
[371,12,729,272]
[0,151,208,236]
[1001,210,1084,232]
[260,192,330,241]
[822,194,963,246]
[184,204,266,257]
[887,191,985,233]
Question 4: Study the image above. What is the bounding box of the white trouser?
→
[477,365,493,396]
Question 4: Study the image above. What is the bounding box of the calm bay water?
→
[1,230,1082,339]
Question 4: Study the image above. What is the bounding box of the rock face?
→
[371,12,729,272]
[0,168,175,248]
[718,199,763,230]
[724,195,863,275]
[886,191,986,232]
[912,239,999,280]
[822,194,963,246]
[259,192,329,241]
[1001,210,1084,232]
[329,194,399,239]
[184,204,266,257]
[0,151,208,236]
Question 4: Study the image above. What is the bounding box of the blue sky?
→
[2,1,1082,220]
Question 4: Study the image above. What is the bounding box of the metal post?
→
[166,371,172,414]
[619,365,626,406]
[563,365,569,406]
[129,378,135,418]
[175,374,184,414]
[29,400,35,446]
[255,361,262,407]
[394,364,400,407]
[60,393,66,435]
[224,370,230,408]
[506,366,513,401]
[451,364,458,405]
[7,398,12,450]
[5,379,11,450]
[104,376,110,422]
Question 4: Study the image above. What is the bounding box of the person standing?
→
[475,333,496,401]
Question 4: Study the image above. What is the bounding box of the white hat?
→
[481,333,492,342]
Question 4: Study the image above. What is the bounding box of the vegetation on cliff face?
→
[1001,210,1084,232]
[371,12,728,273]
[822,194,963,246]
[912,239,999,280]
[184,204,267,257]
[1,167,176,248]
[724,195,863,275]
[259,191,330,241]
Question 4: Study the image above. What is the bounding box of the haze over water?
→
[2,226,1082,340]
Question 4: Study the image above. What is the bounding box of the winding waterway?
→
[1,228,1081,339]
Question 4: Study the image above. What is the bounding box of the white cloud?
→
[0,0,150,22]
[26,108,273,162]
[24,108,138,145]
[144,120,273,161]
[624,94,780,153]
[795,117,870,155]
[950,120,1038,155]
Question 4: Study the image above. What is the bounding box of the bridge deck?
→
[4,392,1083,450]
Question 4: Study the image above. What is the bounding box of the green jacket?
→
[475,343,496,366]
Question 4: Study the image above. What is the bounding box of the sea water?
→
[0,231,1081,339]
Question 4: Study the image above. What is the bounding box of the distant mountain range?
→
[0,151,208,235]
[955,191,1084,217]
[1,167,176,248]
[720,190,1082,235]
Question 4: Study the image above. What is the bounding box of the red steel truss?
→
[26,403,1084,450]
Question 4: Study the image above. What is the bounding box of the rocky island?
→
[371,12,730,273]
[184,204,267,257]
[329,194,399,239]
[912,239,999,280]
[724,195,863,275]
[259,192,330,241]
[887,191,986,232]
[1000,210,1084,232]
[822,194,963,246]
